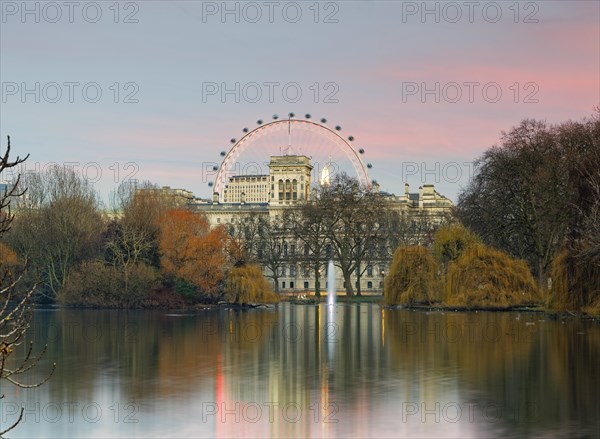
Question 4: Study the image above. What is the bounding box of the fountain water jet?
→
[327,260,336,306]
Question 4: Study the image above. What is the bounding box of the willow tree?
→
[224,264,279,305]
[0,136,55,435]
[384,246,441,305]
[445,244,541,308]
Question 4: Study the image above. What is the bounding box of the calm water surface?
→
[3,303,599,438]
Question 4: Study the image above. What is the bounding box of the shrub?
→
[548,248,600,315]
[224,264,279,305]
[59,261,160,308]
[432,224,480,267]
[445,244,541,308]
[384,246,442,305]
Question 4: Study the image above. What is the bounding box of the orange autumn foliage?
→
[0,242,20,268]
[158,210,228,297]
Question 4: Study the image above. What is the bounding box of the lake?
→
[3,303,599,438]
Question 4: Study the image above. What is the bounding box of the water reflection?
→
[2,305,599,438]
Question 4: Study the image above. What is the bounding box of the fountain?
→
[327,260,336,306]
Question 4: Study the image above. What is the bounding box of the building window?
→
[304,281,309,289]
[292,179,298,200]
[290,244,296,256]
[278,179,283,200]
[217,218,220,223]
[282,281,286,289]
[290,281,294,289]
[367,281,373,289]
[367,265,373,276]
[290,265,296,277]
[285,179,291,200]
[283,243,288,256]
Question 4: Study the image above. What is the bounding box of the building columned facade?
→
[185,154,454,294]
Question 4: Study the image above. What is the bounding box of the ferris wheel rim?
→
[213,118,371,201]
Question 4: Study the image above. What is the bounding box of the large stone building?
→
[223,175,269,203]
[222,155,312,205]
[186,154,453,294]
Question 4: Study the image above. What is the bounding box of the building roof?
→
[228,174,269,180]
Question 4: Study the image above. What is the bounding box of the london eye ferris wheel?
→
[210,113,373,202]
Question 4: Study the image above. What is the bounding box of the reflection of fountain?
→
[327,260,336,306]
[326,260,336,365]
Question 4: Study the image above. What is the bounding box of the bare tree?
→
[559,114,600,265]
[256,216,286,292]
[317,174,389,297]
[227,213,262,264]
[457,119,571,287]
[285,202,329,297]
[8,166,103,299]
[0,136,55,436]
[106,181,180,270]
[350,192,387,296]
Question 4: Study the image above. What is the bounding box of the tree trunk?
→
[343,271,354,297]
[538,259,548,296]
[356,261,362,297]
[314,267,321,297]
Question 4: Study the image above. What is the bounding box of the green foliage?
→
[384,246,442,305]
[174,278,197,302]
[432,224,479,266]
[547,249,600,315]
[59,261,160,308]
[224,264,279,305]
[445,244,541,308]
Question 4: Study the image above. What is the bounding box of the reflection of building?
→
[188,154,453,294]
